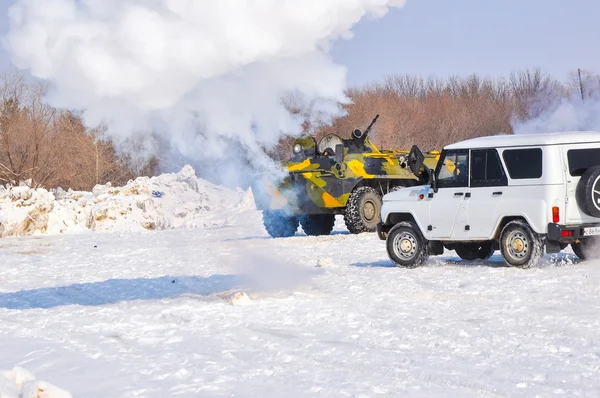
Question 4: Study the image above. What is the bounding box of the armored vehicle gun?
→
[251,115,440,238]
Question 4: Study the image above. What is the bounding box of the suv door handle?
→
[492,192,503,196]
[454,192,464,196]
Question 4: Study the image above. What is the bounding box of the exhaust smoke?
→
[513,71,600,135]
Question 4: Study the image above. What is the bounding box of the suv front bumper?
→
[547,223,600,242]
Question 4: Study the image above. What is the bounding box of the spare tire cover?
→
[576,166,600,218]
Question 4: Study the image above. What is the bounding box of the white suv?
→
[377,131,600,268]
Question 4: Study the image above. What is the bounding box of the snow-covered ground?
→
[1,170,600,397]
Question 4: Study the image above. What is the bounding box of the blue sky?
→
[332,0,600,85]
[1,0,598,86]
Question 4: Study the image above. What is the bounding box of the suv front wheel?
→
[386,222,429,268]
[499,221,543,268]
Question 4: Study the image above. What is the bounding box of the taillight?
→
[552,206,560,223]
[561,230,573,238]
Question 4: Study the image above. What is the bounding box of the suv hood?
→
[383,185,431,202]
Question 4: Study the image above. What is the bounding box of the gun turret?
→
[352,114,380,141]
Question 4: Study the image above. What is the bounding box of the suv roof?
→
[445,131,600,150]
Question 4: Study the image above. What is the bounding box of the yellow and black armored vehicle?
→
[252,115,440,238]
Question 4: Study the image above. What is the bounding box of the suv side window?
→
[470,149,508,187]
[436,150,469,188]
[567,148,600,176]
[502,148,543,179]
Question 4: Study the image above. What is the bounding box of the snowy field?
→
[2,173,600,397]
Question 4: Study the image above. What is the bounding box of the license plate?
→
[583,227,600,236]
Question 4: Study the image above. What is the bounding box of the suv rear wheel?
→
[499,221,543,268]
[572,238,600,260]
[386,222,429,268]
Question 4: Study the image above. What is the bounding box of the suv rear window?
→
[567,148,600,176]
[471,149,507,187]
[502,148,543,179]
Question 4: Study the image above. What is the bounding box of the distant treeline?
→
[279,68,600,158]
[1,68,599,189]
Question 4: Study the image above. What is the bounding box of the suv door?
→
[466,148,508,239]
[429,150,469,239]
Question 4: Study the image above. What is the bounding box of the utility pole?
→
[578,68,585,101]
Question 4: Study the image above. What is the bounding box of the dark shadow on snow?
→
[223,229,351,242]
[352,254,510,269]
[441,255,510,268]
[352,258,509,269]
[352,260,397,268]
[353,253,581,269]
[223,236,273,242]
[0,275,243,310]
[330,230,351,236]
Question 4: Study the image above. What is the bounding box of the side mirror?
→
[335,144,344,164]
[429,168,439,193]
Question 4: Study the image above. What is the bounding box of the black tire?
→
[454,242,495,261]
[300,214,335,236]
[499,220,543,268]
[263,210,299,238]
[576,166,600,218]
[344,186,382,234]
[386,222,429,268]
[572,238,600,260]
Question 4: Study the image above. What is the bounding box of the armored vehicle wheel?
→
[576,166,600,218]
[344,186,382,234]
[454,242,495,261]
[263,210,299,238]
[386,222,429,268]
[300,214,336,236]
[499,221,543,268]
[572,238,600,260]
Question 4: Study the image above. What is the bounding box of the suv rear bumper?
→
[547,222,600,242]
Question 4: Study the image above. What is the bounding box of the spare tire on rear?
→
[576,166,600,218]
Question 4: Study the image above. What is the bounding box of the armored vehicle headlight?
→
[293,143,303,154]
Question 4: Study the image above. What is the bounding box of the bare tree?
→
[568,69,600,100]
[0,70,159,190]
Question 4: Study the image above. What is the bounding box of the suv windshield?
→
[436,151,469,188]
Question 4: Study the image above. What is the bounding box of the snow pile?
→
[0,367,72,398]
[0,165,255,237]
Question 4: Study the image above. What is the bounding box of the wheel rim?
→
[592,176,600,212]
[505,230,529,260]
[363,200,377,221]
[393,232,418,261]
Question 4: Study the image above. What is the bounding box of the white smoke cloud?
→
[513,98,600,135]
[513,70,600,135]
[2,0,406,181]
